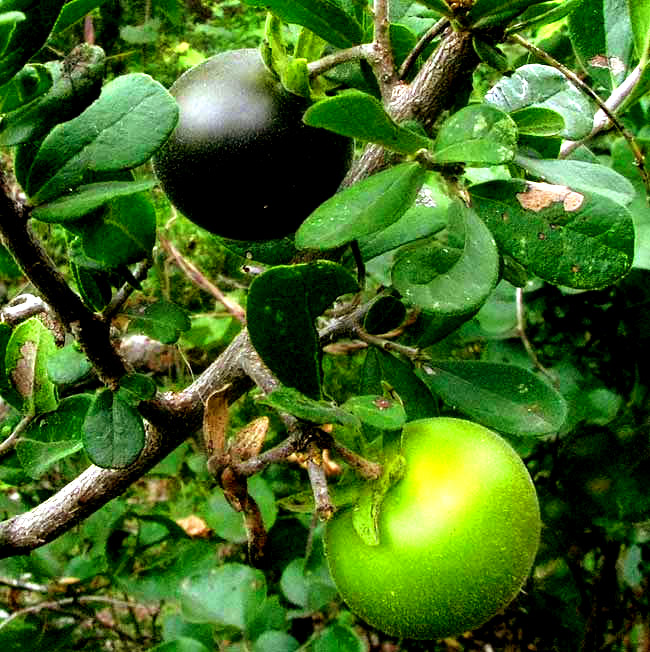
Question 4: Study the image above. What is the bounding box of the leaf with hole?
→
[514,154,635,206]
[470,179,635,289]
[5,317,58,415]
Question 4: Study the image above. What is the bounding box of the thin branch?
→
[515,287,557,384]
[399,17,450,80]
[307,44,372,79]
[510,34,649,193]
[0,413,35,458]
[560,63,644,157]
[101,259,153,321]
[158,235,246,323]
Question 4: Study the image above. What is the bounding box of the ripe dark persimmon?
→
[153,48,353,241]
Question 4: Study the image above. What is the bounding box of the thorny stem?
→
[511,34,649,194]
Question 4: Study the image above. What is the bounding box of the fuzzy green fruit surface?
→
[153,48,353,241]
[325,417,541,640]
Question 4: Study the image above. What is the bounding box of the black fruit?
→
[153,48,353,241]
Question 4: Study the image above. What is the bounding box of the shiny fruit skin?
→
[325,417,541,640]
[153,48,353,241]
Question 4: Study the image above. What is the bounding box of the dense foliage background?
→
[2,0,650,650]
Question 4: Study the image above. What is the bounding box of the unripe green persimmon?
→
[325,417,541,640]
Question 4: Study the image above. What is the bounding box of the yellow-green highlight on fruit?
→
[325,417,541,640]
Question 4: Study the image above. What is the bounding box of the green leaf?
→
[392,200,500,319]
[82,388,145,468]
[568,0,634,90]
[628,0,650,66]
[26,73,179,202]
[244,0,363,49]
[312,623,367,652]
[203,476,277,543]
[470,179,635,289]
[468,0,552,28]
[71,261,113,311]
[260,386,361,429]
[179,563,267,630]
[16,438,84,479]
[149,639,211,652]
[0,44,105,147]
[247,261,358,399]
[16,394,91,477]
[280,557,338,612]
[417,361,568,435]
[433,104,517,166]
[416,0,453,14]
[358,180,450,260]
[0,0,67,87]
[360,348,438,421]
[119,18,160,43]
[119,373,157,402]
[129,300,191,345]
[73,193,156,268]
[505,0,580,33]
[295,162,426,250]
[510,107,565,136]
[52,0,109,33]
[304,91,433,154]
[472,37,509,72]
[486,64,594,140]
[47,344,92,384]
[515,154,636,206]
[253,631,299,652]
[0,64,52,113]
[5,317,58,415]
[341,395,407,431]
[31,179,156,222]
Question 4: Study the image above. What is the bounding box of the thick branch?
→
[343,27,478,186]
[0,329,253,558]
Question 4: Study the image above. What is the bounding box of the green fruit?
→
[325,417,541,640]
[153,48,353,241]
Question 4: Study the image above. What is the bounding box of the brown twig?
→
[159,235,246,323]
